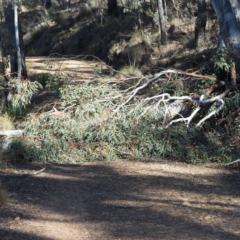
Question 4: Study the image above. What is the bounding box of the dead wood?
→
[0,130,24,137]
[223,159,240,166]
[174,70,216,81]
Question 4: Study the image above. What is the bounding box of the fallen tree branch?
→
[182,71,216,81]
[155,94,225,127]
[223,159,240,166]
[0,130,24,149]
[113,69,216,113]
[31,167,46,175]
[0,130,24,137]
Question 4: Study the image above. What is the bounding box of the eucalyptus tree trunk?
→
[211,0,240,49]
[14,0,21,81]
[157,0,167,45]
[195,0,207,47]
[3,0,27,79]
[230,0,240,20]
[211,0,240,89]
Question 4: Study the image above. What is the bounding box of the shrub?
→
[0,114,14,130]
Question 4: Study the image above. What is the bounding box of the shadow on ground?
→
[0,161,240,239]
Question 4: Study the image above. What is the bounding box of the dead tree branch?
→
[112,69,227,127]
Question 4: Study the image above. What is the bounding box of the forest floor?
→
[0,160,240,240]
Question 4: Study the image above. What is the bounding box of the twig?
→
[63,104,77,112]
[113,148,135,157]
[31,167,46,175]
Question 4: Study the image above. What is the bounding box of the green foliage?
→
[124,0,142,13]
[212,48,234,72]
[7,79,42,110]
[160,78,185,96]
[118,65,142,77]
[9,79,237,164]
[30,73,52,88]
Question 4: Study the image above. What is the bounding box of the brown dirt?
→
[0,160,240,240]
[26,57,112,82]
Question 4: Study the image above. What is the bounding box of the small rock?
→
[182,201,191,207]
[204,215,211,221]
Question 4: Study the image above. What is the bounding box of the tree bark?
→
[195,0,207,47]
[157,0,167,45]
[230,0,240,20]
[3,0,27,79]
[211,0,240,49]
[14,0,21,81]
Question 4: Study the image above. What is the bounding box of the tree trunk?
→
[14,0,21,81]
[195,0,207,48]
[211,0,240,49]
[3,0,27,80]
[66,0,71,9]
[107,0,118,17]
[157,0,167,45]
[230,0,240,20]
[211,0,240,89]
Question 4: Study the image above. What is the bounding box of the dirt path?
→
[26,56,111,81]
[0,160,240,240]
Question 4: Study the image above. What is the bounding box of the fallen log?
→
[0,130,24,149]
[0,130,24,137]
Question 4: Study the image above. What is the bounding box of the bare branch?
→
[223,159,240,166]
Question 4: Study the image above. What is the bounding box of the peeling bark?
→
[230,65,237,89]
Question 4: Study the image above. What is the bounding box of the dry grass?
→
[0,114,14,130]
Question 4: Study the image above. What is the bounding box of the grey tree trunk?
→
[211,0,240,49]
[211,0,240,89]
[14,0,21,81]
[157,0,167,45]
[3,0,27,79]
[230,0,240,20]
[195,0,207,47]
